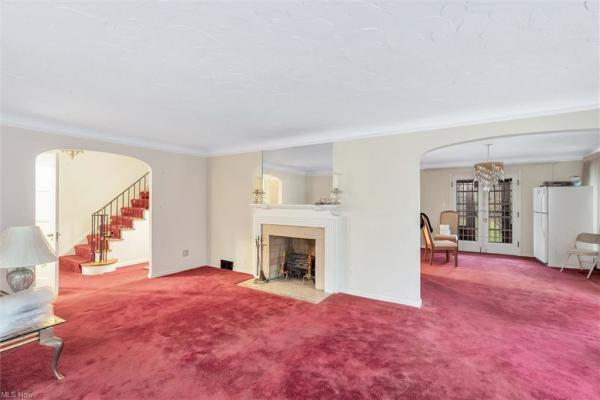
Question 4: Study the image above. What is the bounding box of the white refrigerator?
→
[533,186,593,267]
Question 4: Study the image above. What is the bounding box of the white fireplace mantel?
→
[249,203,341,212]
[252,206,345,294]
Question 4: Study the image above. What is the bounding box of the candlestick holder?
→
[254,236,269,283]
[330,188,342,204]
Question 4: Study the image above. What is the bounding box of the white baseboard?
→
[339,288,422,308]
[149,264,206,279]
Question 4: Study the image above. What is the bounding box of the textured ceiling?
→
[1,1,598,155]
[421,130,600,169]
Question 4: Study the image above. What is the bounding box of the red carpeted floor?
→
[1,254,599,399]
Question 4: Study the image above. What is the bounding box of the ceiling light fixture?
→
[62,149,84,159]
[473,144,504,192]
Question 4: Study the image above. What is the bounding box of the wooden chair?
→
[560,233,600,278]
[434,210,459,243]
[421,215,458,266]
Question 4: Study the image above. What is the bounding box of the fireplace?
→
[253,206,344,294]
[268,236,316,283]
[261,224,325,290]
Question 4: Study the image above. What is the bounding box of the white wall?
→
[1,125,208,278]
[56,150,150,257]
[334,109,598,307]
[582,152,600,232]
[207,152,262,272]
[205,109,598,308]
[111,215,150,268]
[0,130,3,231]
[420,161,584,257]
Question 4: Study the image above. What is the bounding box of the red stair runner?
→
[111,215,134,228]
[75,244,92,260]
[121,207,145,219]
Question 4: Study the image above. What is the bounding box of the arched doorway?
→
[35,149,153,294]
[419,130,597,263]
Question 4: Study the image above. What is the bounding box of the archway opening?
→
[419,129,598,271]
[35,149,152,294]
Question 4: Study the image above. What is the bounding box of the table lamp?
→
[0,226,57,293]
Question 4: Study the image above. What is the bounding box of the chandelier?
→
[62,149,84,159]
[473,144,504,192]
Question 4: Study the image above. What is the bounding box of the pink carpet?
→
[1,254,599,399]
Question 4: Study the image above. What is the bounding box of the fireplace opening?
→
[268,235,316,286]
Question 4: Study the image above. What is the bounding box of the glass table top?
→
[0,315,65,342]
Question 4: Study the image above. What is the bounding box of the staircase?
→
[59,173,150,274]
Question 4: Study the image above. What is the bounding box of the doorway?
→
[35,149,152,292]
[451,172,521,255]
[35,152,59,293]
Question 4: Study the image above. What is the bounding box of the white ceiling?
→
[1,2,598,156]
[263,143,333,175]
[421,130,600,169]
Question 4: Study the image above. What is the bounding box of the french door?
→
[451,172,521,256]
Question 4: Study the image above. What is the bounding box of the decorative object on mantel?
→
[252,176,265,204]
[473,144,504,192]
[315,197,334,205]
[254,236,269,283]
[329,188,342,204]
[0,226,57,293]
[329,173,342,204]
[61,149,83,159]
[569,176,582,187]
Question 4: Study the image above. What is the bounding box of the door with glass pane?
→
[483,174,520,255]
[452,176,483,252]
[452,173,520,255]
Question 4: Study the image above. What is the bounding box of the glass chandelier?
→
[473,144,504,192]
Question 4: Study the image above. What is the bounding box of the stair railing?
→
[90,172,150,262]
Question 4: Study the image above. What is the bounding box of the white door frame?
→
[35,152,60,294]
[451,171,521,256]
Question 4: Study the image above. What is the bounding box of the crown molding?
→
[206,104,599,156]
[421,154,588,170]
[0,113,208,157]
[2,104,598,158]
[583,148,600,159]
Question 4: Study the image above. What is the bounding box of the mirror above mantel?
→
[260,143,338,205]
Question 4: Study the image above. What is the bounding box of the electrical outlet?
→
[182,249,189,257]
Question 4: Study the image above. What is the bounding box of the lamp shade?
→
[0,226,57,269]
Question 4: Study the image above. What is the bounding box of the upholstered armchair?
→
[434,211,459,243]
[421,215,458,266]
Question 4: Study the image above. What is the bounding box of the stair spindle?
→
[87,172,149,266]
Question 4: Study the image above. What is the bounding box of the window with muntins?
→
[456,179,478,241]
[488,178,513,244]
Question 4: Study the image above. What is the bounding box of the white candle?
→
[332,173,340,189]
